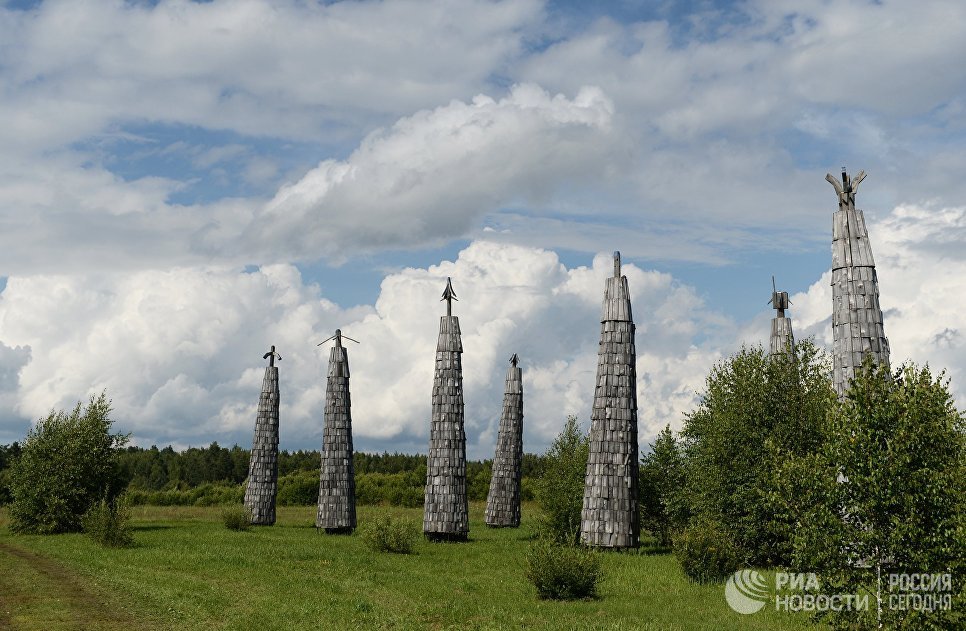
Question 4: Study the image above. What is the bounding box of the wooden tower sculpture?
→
[580,252,639,548]
[244,346,281,525]
[316,329,357,534]
[484,354,524,528]
[769,277,795,355]
[423,277,469,541]
[826,169,890,397]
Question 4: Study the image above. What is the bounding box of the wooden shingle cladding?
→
[484,357,524,528]
[423,310,470,541]
[769,288,795,355]
[244,365,280,525]
[316,335,357,533]
[828,171,890,397]
[580,253,639,549]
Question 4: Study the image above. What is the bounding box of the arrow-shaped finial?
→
[263,345,281,367]
[613,251,621,278]
[510,353,519,367]
[441,277,458,316]
[318,329,360,348]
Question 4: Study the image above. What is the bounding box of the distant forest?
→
[0,442,543,507]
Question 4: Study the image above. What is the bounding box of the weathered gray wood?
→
[827,169,890,398]
[424,279,469,541]
[484,355,524,528]
[316,330,357,533]
[580,252,639,549]
[244,360,280,526]
[769,279,795,355]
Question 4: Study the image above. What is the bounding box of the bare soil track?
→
[0,542,147,630]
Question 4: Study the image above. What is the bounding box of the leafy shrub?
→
[82,497,134,548]
[536,416,589,545]
[520,477,536,502]
[674,521,739,584]
[680,341,834,565]
[9,393,129,534]
[125,482,244,506]
[356,472,424,507]
[467,464,491,502]
[360,514,419,554]
[526,540,602,600]
[222,505,252,531]
[276,471,318,506]
[639,425,687,549]
[0,468,13,506]
[784,360,966,630]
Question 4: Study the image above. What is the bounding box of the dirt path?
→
[0,542,149,630]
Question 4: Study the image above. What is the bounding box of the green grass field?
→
[0,504,822,630]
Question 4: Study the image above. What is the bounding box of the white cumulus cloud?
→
[247,84,615,261]
[0,241,726,456]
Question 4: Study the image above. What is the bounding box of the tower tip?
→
[510,353,519,367]
[263,345,281,367]
[441,277,457,316]
[613,251,621,277]
[317,329,359,347]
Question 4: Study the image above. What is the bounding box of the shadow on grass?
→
[131,525,173,532]
[636,544,673,556]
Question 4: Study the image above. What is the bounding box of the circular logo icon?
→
[725,569,769,614]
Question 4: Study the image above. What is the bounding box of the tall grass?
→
[0,504,820,630]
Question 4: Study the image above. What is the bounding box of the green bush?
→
[125,482,245,506]
[639,425,687,549]
[467,463,491,502]
[680,341,834,565]
[0,468,12,506]
[526,540,602,600]
[536,416,589,545]
[674,521,740,584]
[360,514,419,554]
[356,472,424,507]
[9,393,129,534]
[82,497,134,548]
[222,505,252,531]
[784,360,965,630]
[276,471,318,506]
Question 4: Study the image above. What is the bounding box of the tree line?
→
[0,437,544,507]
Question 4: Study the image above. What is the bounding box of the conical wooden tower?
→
[769,277,795,355]
[580,252,639,548]
[244,346,281,525]
[827,169,890,397]
[316,329,357,534]
[423,277,469,541]
[484,354,524,528]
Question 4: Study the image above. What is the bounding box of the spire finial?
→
[318,329,359,347]
[263,345,281,367]
[768,276,790,317]
[441,277,458,316]
[826,168,866,206]
[510,353,519,367]
[613,251,621,278]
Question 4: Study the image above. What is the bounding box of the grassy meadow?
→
[0,503,821,630]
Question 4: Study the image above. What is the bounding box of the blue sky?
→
[0,0,964,457]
